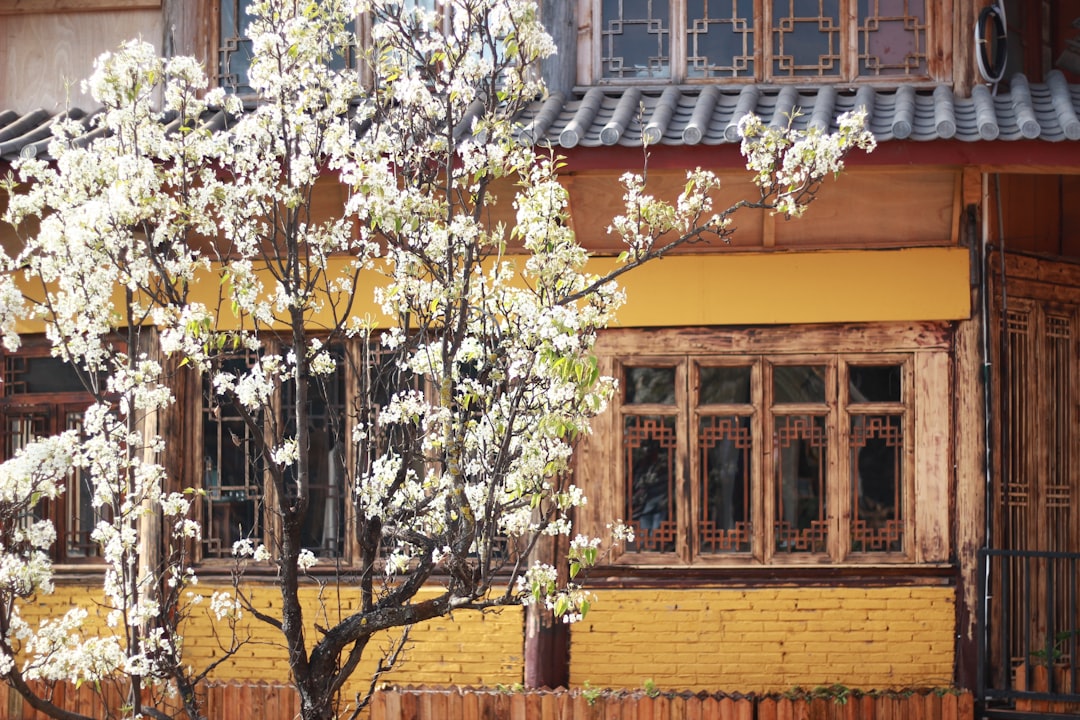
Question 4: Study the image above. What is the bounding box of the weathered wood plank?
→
[0,9,162,113]
[914,350,951,563]
[595,323,953,357]
[0,0,159,13]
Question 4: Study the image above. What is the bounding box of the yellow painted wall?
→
[23,582,956,696]
[19,581,523,692]
[11,247,970,334]
[601,247,971,326]
[569,586,955,693]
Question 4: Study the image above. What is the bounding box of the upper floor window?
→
[216,0,465,95]
[596,0,930,83]
[217,0,360,94]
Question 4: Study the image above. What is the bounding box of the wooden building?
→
[3,1,1080,717]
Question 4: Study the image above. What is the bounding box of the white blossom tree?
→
[0,0,874,718]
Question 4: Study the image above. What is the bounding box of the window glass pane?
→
[219,0,254,94]
[5,413,45,456]
[602,0,672,78]
[686,0,755,78]
[699,365,751,404]
[858,0,928,77]
[850,414,903,552]
[849,364,901,403]
[625,366,676,404]
[699,415,752,553]
[64,410,100,558]
[283,345,347,558]
[773,365,826,403]
[771,0,841,77]
[203,353,263,559]
[4,356,85,395]
[773,414,828,553]
[220,0,355,94]
[624,415,677,552]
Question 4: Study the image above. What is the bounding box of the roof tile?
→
[5,73,1080,162]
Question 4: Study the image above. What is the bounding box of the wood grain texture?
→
[0,0,159,14]
[914,350,951,563]
[0,10,162,113]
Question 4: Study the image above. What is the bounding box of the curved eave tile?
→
[7,72,1080,162]
[519,72,1080,149]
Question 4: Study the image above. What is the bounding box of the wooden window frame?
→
[584,0,952,85]
[0,343,101,565]
[209,0,464,95]
[584,323,950,568]
[196,337,355,564]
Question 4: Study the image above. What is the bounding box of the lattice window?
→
[773,414,829,553]
[1,350,100,562]
[857,0,928,76]
[281,344,349,559]
[622,365,680,553]
[847,363,905,553]
[609,348,916,564]
[201,348,266,559]
[771,0,841,77]
[217,0,361,94]
[699,415,752,552]
[686,0,755,78]
[602,0,673,78]
[596,0,930,82]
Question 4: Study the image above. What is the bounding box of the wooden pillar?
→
[954,194,987,690]
[162,0,212,64]
[540,0,577,97]
[523,531,570,688]
[954,0,978,95]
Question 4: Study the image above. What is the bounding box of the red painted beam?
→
[557,139,1080,173]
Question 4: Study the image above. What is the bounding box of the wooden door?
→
[989,252,1080,676]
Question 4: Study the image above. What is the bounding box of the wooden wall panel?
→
[1061,175,1080,258]
[0,1,159,13]
[0,10,162,113]
[914,350,951,563]
[566,169,958,253]
[772,170,957,248]
[565,170,765,252]
[999,173,1063,256]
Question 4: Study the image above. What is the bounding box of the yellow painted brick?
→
[570,586,955,693]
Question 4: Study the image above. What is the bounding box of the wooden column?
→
[524,531,569,688]
[162,0,212,64]
[540,0,577,96]
[954,198,987,691]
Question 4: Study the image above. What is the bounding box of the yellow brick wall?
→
[20,580,523,692]
[569,586,955,693]
[23,582,956,696]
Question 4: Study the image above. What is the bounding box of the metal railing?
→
[978,548,1080,718]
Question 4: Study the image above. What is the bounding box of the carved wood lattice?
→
[624,415,678,552]
[991,253,1080,676]
[698,415,752,552]
[773,414,828,553]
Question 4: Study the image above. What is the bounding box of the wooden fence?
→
[0,682,975,719]
[0,680,300,720]
[370,687,975,720]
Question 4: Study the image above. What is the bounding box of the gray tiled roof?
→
[3,72,1080,162]
[515,71,1080,147]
